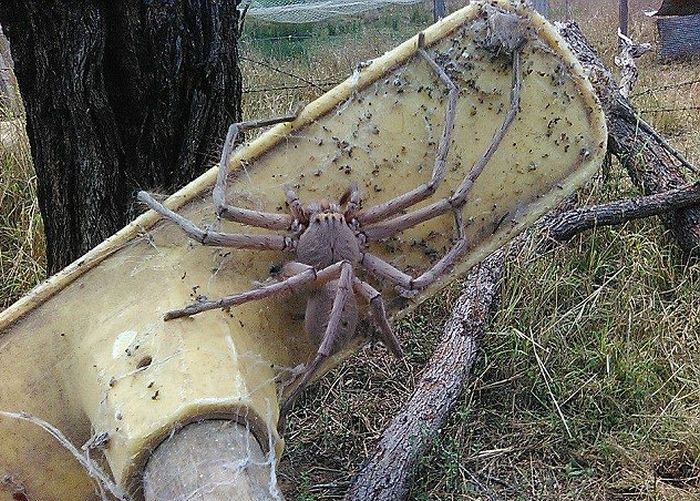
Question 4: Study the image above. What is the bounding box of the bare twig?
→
[614,29,651,98]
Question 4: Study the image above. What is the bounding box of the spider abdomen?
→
[296,212,361,269]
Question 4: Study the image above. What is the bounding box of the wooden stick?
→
[143,420,282,501]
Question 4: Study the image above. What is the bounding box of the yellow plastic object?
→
[0,1,606,499]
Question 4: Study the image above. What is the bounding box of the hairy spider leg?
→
[361,210,468,296]
[161,260,349,320]
[138,191,293,251]
[361,46,523,242]
[278,261,354,432]
[352,278,403,358]
[213,116,297,230]
[355,32,459,226]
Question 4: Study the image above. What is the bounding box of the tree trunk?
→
[0,1,243,274]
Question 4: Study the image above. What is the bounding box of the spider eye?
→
[269,264,282,275]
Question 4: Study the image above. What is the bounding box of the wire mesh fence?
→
[237,0,578,108]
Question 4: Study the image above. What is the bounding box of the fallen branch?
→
[557,21,700,254]
[346,181,700,499]
[548,182,700,241]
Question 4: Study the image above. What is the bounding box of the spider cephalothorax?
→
[138,32,525,431]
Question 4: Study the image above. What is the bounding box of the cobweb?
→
[1,405,286,501]
[243,0,426,24]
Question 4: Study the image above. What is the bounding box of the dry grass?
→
[0,110,44,310]
[1,0,699,499]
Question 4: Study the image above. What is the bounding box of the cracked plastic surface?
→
[0,1,606,499]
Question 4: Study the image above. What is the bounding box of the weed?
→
[0,110,44,309]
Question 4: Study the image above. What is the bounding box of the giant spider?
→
[138,33,524,430]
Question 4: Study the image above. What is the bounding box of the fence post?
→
[433,0,446,21]
[619,0,629,36]
[532,0,549,18]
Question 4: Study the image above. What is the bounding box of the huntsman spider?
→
[138,33,524,431]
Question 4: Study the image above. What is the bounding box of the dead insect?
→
[138,32,524,432]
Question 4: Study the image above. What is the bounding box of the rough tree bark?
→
[614,31,652,99]
[558,21,700,256]
[0,1,243,274]
[548,182,700,241]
